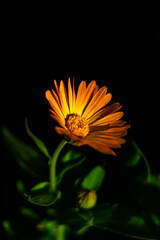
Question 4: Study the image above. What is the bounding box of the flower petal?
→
[49,110,65,128]
[55,126,84,143]
[88,103,122,125]
[72,77,76,113]
[79,80,98,115]
[55,126,68,135]
[59,80,70,117]
[91,111,124,126]
[88,124,130,141]
[78,139,117,156]
[46,79,130,156]
[51,89,62,110]
[86,133,126,147]
[45,90,64,120]
[82,86,108,119]
[54,80,59,94]
[68,77,73,113]
[102,125,131,137]
[86,93,112,120]
[75,81,87,114]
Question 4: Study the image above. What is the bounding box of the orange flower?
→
[45,78,130,156]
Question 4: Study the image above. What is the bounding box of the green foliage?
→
[90,190,160,239]
[61,149,83,163]
[57,155,86,185]
[37,221,69,240]
[81,165,106,191]
[73,174,160,239]
[57,146,86,185]
[20,207,39,220]
[25,118,51,158]
[16,179,26,194]
[31,182,50,191]
[2,126,48,177]
[149,174,160,189]
[2,125,160,240]
[73,141,160,239]
[118,140,150,184]
[2,221,15,237]
[25,182,61,206]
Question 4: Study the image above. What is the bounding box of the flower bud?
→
[78,189,97,209]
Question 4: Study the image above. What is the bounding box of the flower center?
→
[65,114,90,138]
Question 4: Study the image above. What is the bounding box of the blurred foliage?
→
[25,118,51,159]
[1,126,48,178]
[81,165,106,191]
[1,126,160,240]
[25,182,61,206]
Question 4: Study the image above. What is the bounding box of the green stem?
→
[50,139,67,192]
[56,225,67,240]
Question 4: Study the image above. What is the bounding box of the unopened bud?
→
[78,189,97,209]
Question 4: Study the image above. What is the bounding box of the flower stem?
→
[50,139,67,192]
[56,225,68,240]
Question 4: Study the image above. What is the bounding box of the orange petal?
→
[86,93,112,120]
[59,80,70,117]
[89,124,130,137]
[55,126,84,143]
[54,80,59,94]
[109,120,128,127]
[68,77,73,113]
[72,77,76,113]
[78,140,117,156]
[75,81,87,114]
[51,89,62,110]
[92,83,99,95]
[102,125,130,136]
[90,125,111,132]
[91,112,124,126]
[88,103,122,125]
[55,126,68,135]
[45,90,64,119]
[79,80,98,115]
[49,110,65,128]
[86,134,126,147]
[82,86,108,119]
[88,129,128,140]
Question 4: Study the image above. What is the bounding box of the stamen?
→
[65,114,90,138]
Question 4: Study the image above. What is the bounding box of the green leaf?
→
[31,181,49,191]
[25,182,61,206]
[2,126,47,177]
[57,157,86,185]
[119,140,150,184]
[20,207,39,220]
[2,220,15,237]
[37,221,69,240]
[61,208,87,232]
[25,118,51,158]
[81,165,106,191]
[90,177,160,240]
[92,203,160,239]
[56,225,69,240]
[61,149,83,163]
[16,179,26,194]
[149,174,160,189]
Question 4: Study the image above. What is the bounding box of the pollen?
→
[65,113,90,138]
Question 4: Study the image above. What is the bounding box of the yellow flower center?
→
[65,114,90,138]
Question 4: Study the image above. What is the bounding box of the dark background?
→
[2,2,159,169]
[1,2,160,239]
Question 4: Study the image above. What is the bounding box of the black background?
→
[2,2,159,169]
[1,2,160,239]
